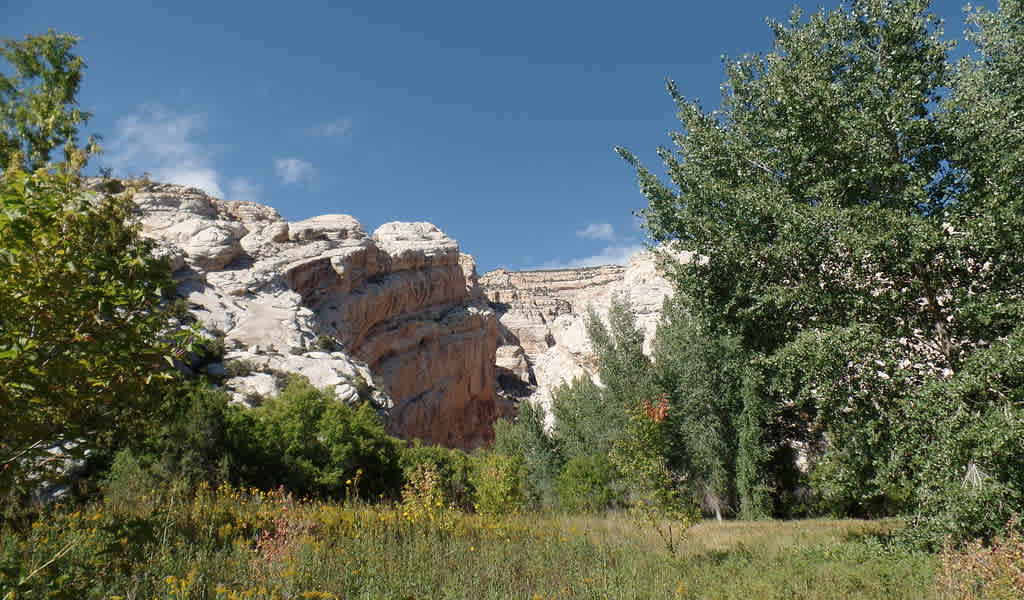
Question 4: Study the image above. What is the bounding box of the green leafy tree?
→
[493,399,562,507]
[0,31,196,507]
[1,31,96,171]
[619,0,1023,539]
[0,168,178,499]
[939,1,1024,341]
[619,0,951,357]
[585,297,658,408]
[652,295,746,520]
[550,375,624,460]
[904,334,1024,546]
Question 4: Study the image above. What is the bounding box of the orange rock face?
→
[121,180,501,449]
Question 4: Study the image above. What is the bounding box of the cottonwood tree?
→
[619,0,1023,541]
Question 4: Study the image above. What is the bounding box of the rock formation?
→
[479,251,680,410]
[113,181,500,448]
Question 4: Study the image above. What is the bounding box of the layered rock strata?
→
[479,251,680,409]
[115,181,499,448]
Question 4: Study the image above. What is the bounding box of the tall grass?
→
[1,483,947,599]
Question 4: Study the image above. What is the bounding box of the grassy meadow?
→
[3,481,980,600]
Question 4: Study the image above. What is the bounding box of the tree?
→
[493,399,562,507]
[619,0,951,357]
[619,0,1023,540]
[585,297,658,408]
[1,31,96,172]
[0,34,178,500]
[652,295,745,520]
[0,168,179,498]
[550,375,624,460]
[224,377,403,499]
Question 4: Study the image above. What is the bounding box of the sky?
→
[3,0,973,272]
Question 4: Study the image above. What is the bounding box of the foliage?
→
[585,297,658,408]
[98,381,233,509]
[652,295,746,519]
[556,453,619,513]
[1,31,96,171]
[469,451,526,515]
[609,390,685,513]
[224,377,403,500]
[619,0,1024,542]
[550,375,624,460]
[493,399,562,507]
[0,167,180,500]
[398,441,474,510]
[898,328,1024,549]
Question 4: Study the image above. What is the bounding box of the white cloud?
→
[539,243,644,270]
[154,167,222,198]
[227,177,261,203]
[315,117,353,138]
[107,105,225,197]
[274,157,314,184]
[576,223,616,242]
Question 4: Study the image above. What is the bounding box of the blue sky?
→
[4,0,971,272]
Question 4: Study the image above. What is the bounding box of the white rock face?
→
[479,250,682,410]
[121,181,502,448]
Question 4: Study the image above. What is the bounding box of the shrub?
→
[93,380,234,515]
[225,376,404,499]
[399,442,473,509]
[556,453,619,513]
[493,400,561,508]
[469,452,526,515]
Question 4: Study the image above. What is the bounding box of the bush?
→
[98,380,233,505]
[469,452,526,515]
[556,454,619,513]
[399,442,474,510]
[225,376,404,500]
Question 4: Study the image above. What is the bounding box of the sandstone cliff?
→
[480,251,679,410]
[116,181,500,448]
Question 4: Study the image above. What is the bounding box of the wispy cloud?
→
[274,157,314,184]
[539,243,644,269]
[106,105,225,197]
[576,223,616,242]
[227,177,261,203]
[313,117,353,138]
